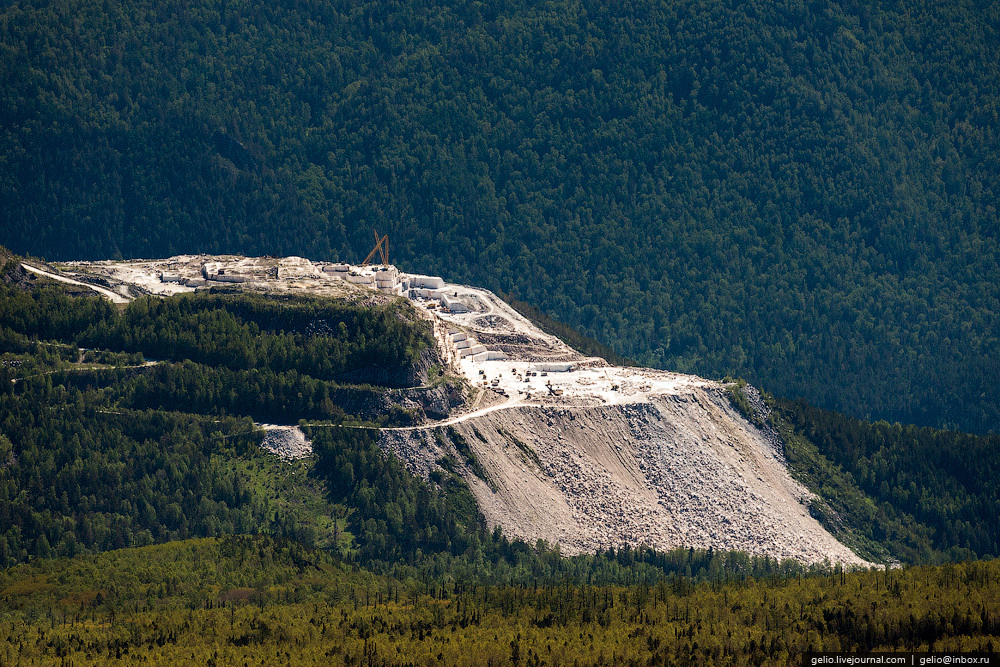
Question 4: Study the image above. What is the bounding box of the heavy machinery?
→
[604,371,619,391]
[361,230,389,266]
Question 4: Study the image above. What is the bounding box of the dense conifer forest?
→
[2,536,1000,665]
[772,397,1000,564]
[2,0,998,433]
[0,266,438,566]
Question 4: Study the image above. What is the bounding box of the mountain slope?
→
[5,252,1000,568]
[381,393,866,565]
[1,0,999,433]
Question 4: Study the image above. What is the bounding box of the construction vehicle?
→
[604,371,619,391]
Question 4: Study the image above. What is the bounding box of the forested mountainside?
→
[0,267,436,566]
[3,263,1000,571]
[2,0,998,433]
[3,537,1000,666]
[2,268,840,574]
[770,396,1000,564]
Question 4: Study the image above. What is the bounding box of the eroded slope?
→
[379,385,866,565]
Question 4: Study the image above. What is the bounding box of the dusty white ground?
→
[22,263,132,303]
[23,254,867,565]
[389,282,869,566]
[39,255,378,301]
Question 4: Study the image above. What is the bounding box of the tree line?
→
[3,536,1000,665]
[775,397,1000,564]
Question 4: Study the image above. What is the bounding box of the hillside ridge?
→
[3,0,999,434]
[25,253,866,564]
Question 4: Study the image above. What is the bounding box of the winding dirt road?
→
[22,263,131,304]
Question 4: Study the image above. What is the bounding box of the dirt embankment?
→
[377,386,867,566]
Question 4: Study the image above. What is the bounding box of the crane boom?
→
[379,233,389,265]
[361,230,390,267]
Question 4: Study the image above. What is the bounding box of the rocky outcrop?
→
[1,263,34,289]
[323,378,469,425]
[259,426,312,459]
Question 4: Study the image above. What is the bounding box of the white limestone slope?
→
[379,385,866,565]
[381,283,868,566]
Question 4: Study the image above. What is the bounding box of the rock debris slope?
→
[259,425,313,460]
[379,387,867,566]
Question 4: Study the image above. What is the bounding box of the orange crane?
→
[361,230,389,266]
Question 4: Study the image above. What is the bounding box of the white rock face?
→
[379,389,867,565]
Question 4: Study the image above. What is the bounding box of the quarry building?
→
[154,256,486,322]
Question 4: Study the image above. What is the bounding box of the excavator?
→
[604,370,619,391]
[361,230,389,266]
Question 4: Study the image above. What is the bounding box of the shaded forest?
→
[775,397,1000,564]
[1,0,998,433]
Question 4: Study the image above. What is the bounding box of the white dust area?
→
[259,425,313,460]
[49,255,370,301]
[108,261,194,296]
